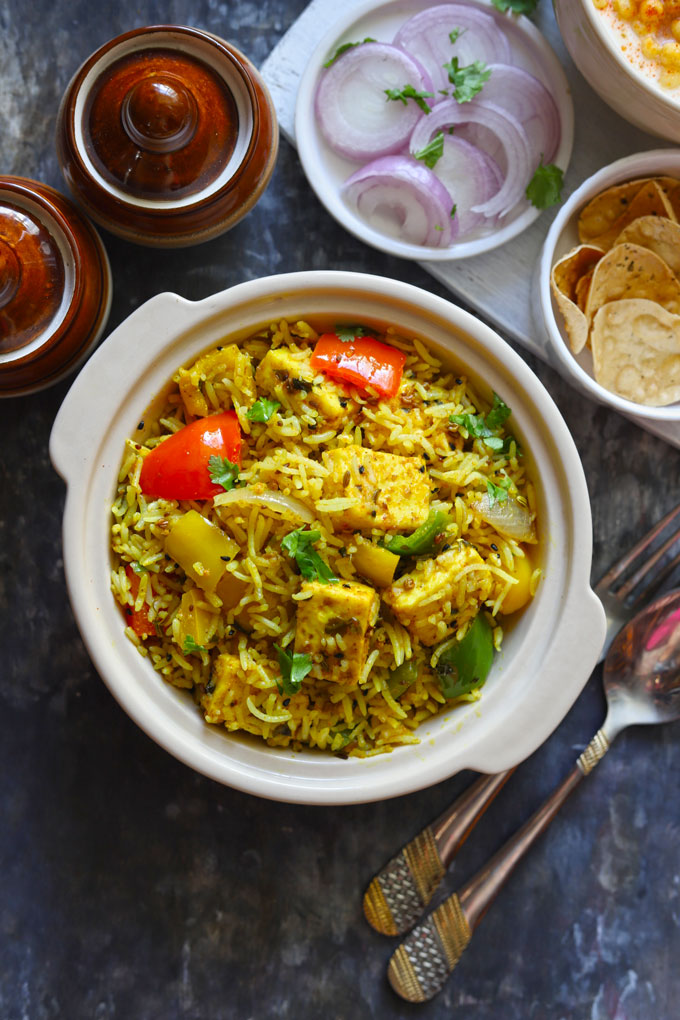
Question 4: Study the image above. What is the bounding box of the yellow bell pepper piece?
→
[501,551,534,615]
[216,571,248,610]
[165,510,238,593]
[176,588,218,648]
[351,542,399,588]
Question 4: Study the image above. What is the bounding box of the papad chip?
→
[575,269,593,312]
[591,298,680,406]
[550,244,603,353]
[613,215,680,277]
[579,181,676,251]
[584,242,680,327]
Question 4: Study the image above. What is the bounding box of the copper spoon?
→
[388,587,680,1003]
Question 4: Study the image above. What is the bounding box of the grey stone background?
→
[1,1,679,1018]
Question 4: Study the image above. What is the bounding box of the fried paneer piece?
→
[294,579,380,686]
[201,654,252,725]
[383,543,494,646]
[178,345,256,417]
[255,347,352,421]
[321,445,430,532]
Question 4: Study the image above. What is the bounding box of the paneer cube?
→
[255,347,352,421]
[178,345,256,417]
[201,653,252,725]
[321,446,430,532]
[294,579,380,686]
[383,542,494,646]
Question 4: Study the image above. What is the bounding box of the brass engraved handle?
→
[364,770,514,936]
[388,737,612,1002]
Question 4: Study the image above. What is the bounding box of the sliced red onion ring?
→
[393,4,510,93]
[429,136,503,236]
[477,64,560,164]
[343,155,457,247]
[409,98,532,218]
[315,42,435,161]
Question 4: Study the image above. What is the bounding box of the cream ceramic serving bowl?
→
[534,149,680,422]
[295,0,574,261]
[554,0,680,142]
[50,271,605,805]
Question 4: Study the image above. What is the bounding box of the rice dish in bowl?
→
[110,317,539,758]
[50,271,605,803]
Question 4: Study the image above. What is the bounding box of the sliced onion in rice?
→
[393,4,511,93]
[213,488,314,523]
[343,155,457,247]
[476,64,561,165]
[408,98,532,218]
[315,42,435,161]
[429,136,503,237]
[472,492,536,543]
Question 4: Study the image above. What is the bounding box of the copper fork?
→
[363,502,680,940]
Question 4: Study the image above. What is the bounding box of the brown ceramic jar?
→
[0,177,111,397]
[56,26,279,247]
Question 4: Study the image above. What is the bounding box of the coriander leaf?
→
[323,37,376,68]
[526,158,564,209]
[443,57,491,103]
[485,392,512,430]
[274,643,313,695]
[449,411,493,439]
[414,130,444,169]
[384,84,434,113]
[281,528,338,584]
[335,323,378,343]
[449,27,467,43]
[487,479,510,507]
[208,455,239,491]
[492,0,540,14]
[130,562,148,575]
[247,397,280,423]
[183,635,208,656]
[451,204,457,219]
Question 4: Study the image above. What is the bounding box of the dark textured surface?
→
[1,2,679,1018]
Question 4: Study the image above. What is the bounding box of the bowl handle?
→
[49,291,193,481]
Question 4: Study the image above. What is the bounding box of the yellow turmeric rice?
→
[110,318,540,757]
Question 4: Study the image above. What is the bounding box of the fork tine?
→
[596,503,680,591]
[615,524,680,600]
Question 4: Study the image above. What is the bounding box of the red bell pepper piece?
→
[139,411,242,500]
[124,566,155,639]
[310,333,406,399]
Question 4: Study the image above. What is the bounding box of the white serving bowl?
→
[295,0,573,261]
[50,271,605,805]
[554,0,680,142]
[534,149,680,422]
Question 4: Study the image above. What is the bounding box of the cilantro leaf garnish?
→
[414,130,444,169]
[492,0,540,14]
[247,398,280,423]
[526,158,564,209]
[449,27,467,43]
[208,455,239,491]
[323,37,376,68]
[450,392,514,452]
[274,644,313,695]
[384,84,434,113]
[486,478,511,507]
[443,58,491,103]
[183,635,208,656]
[451,204,457,219]
[335,323,378,343]
[485,393,512,430]
[281,528,338,584]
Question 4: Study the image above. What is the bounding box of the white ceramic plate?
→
[535,149,680,423]
[50,271,605,804]
[295,0,574,261]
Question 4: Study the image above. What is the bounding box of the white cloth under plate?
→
[261,0,680,448]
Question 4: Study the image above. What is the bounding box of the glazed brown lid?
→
[0,177,111,397]
[56,26,279,247]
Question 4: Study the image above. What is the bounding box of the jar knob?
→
[121,73,198,153]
